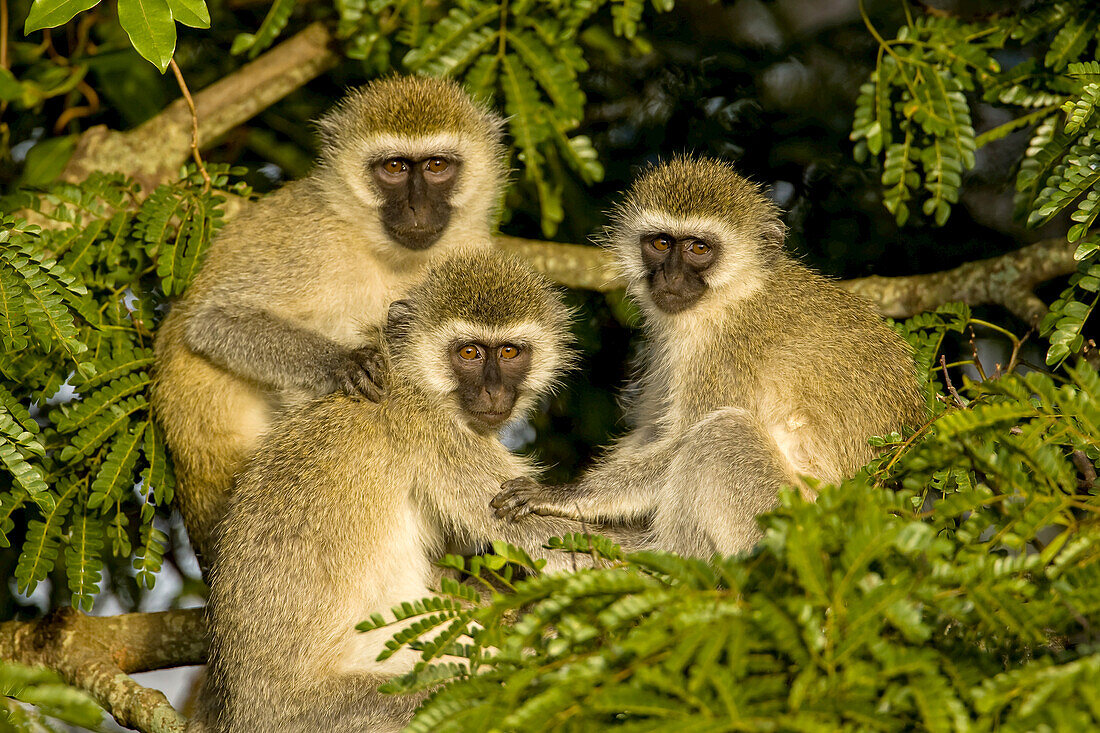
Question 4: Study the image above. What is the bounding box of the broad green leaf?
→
[19,135,78,188]
[165,0,210,28]
[24,0,102,33]
[117,0,177,73]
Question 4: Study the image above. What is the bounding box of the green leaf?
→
[20,135,78,188]
[24,0,102,33]
[117,0,177,73]
[65,497,104,610]
[231,0,294,58]
[165,0,209,28]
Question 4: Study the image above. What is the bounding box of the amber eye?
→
[689,241,711,255]
[382,159,407,175]
[499,345,520,360]
[425,157,450,174]
[651,235,673,252]
[458,345,481,360]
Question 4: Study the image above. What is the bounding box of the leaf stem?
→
[497,0,508,60]
[0,0,9,70]
[169,59,211,192]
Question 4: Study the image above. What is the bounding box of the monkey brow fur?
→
[316,75,505,147]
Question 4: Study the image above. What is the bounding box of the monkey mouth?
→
[470,410,512,428]
[650,288,702,314]
[383,222,448,251]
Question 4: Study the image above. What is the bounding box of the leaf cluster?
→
[0,166,247,611]
[852,0,1100,366]
[0,661,104,731]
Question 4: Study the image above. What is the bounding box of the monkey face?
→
[639,233,717,313]
[449,341,532,432]
[372,156,461,250]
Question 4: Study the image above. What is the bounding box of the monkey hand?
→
[491,478,583,522]
[330,345,387,401]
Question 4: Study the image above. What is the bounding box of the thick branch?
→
[495,235,622,291]
[0,607,206,733]
[59,23,338,192]
[839,237,1073,323]
[501,236,1073,321]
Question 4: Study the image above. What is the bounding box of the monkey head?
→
[385,249,574,433]
[315,76,508,253]
[606,155,788,316]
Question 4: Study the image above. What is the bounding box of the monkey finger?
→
[351,352,387,391]
[349,370,385,402]
[499,477,539,493]
[490,489,531,511]
[336,373,360,396]
[496,504,532,522]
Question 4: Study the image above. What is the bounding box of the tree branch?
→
[59,22,338,192]
[0,607,206,733]
[501,235,1073,322]
[838,237,1073,323]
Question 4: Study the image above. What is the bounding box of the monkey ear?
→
[385,300,415,339]
[760,219,788,250]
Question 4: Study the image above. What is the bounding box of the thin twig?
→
[940,354,964,408]
[967,324,988,381]
[169,58,211,191]
[1004,329,1031,376]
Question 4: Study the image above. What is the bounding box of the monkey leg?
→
[649,407,789,558]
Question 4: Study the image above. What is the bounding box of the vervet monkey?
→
[493,156,927,556]
[200,251,602,732]
[153,76,507,566]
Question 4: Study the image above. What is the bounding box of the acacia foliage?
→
[368,307,1100,731]
[12,0,674,237]
[0,167,247,612]
[850,0,1100,366]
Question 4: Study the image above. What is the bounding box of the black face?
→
[640,233,718,313]
[373,156,460,250]
[449,341,531,432]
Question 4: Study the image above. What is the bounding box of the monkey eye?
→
[425,157,450,174]
[381,159,408,175]
[650,235,673,252]
[458,345,482,361]
[688,241,711,255]
[499,344,520,360]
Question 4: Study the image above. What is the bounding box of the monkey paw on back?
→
[492,477,585,522]
[326,343,388,402]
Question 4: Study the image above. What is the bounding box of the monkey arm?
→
[491,435,679,525]
[437,471,634,571]
[183,303,385,399]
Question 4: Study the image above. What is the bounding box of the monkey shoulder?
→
[744,265,922,424]
[186,180,339,297]
[211,396,403,584]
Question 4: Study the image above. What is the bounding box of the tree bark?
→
[0,607,206,733]
[58,22,338,193]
